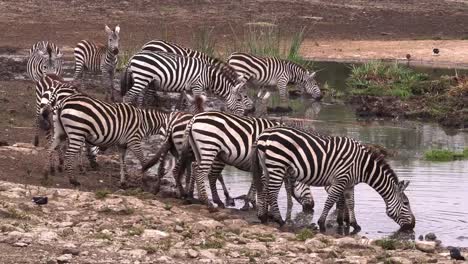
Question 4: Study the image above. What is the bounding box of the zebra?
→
[27,41,63,83]
[227,52,321,111]
[252,126,416,232]
[38,80,100,176]
[73,25,120,101]
[39,92,169,187]
[120,39,218,104]
[165,111,314,212]
[122,51,253,115]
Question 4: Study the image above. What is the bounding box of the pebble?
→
[56,254,73,263]
[13,242,28,247]
[415,241,436,253]
[188,249,199,258]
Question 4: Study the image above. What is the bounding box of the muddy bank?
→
[0,179,463,264]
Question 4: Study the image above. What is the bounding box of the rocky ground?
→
[0,178,464,264]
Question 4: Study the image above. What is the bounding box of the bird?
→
[433,48,440,56]
[406,54,411,60]
[32,196,48,205]
[450,247,465,261]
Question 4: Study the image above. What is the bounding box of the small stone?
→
[62,248,80,256]
[266,256,282,264]
[229,251,240,258]
[418,235,424,241]
[305,238,327,249]
[156,256,172,263]
[188,249,199,258]
[248,243,268,253]
[223,219,248,229]
[174,225,184,232]
[56,254,73,263]
[142,229,169,240]
[192,220,224,232]
[126,249,147,258]
[388,257,412,264]
[13,242,28,247]
[199,250,216,259]
[335,237,361,247]
[416,241,436,253]
[425,233,437,241]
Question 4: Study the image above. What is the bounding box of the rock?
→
[56,254,73,263]
[424,233,437,241]
[416,241,436,253]
[305,238,327,249]
[388,257,412,264]
[174,225,184,232]
[266,257,282,264]
[125,249,147,258]
[62,248,80,256]
[192,220,224,232]
[199,249,216,260]
[142,229,169,240]
[223,219,248,229]
[13,242,28,247]
[335,237,363,248]
[248,243,268,253]
[229,251,240,258]
[38,231,59,243]
[156,256,173,263]
[188,249,199,258]
[418,235,424,241]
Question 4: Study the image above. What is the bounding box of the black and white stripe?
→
[228,52,321,108]
[123,51,253,115]
[27,41,63,83]
[40,92,169,187]
[252,126,416,231]
[73,25,120,101]
[171,111,315,211]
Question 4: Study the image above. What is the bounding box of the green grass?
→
[126,226,144,236]
[95,189,111,199]
[117,46,139,71]
[374,238,399,250]
[295,228,315,241]
[227,24,313,70]
[424,148,468,161]
[200,238,225,249]
[192,26,216,57]
[346,61,428,99]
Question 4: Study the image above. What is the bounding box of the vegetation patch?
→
[126,226,145,236]
[424,148,468,161]
[95,189,112,199]
[373,238,409,250]
[295,228,316,241]
[347,61,428,99]
[200,238,225,249]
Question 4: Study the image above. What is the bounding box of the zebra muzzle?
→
[113,48,119,55]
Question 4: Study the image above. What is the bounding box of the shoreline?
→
[0,179,464,263]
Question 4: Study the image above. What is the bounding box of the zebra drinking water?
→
[252,126,416,232]
[122,51,253,115]
[227,52,321,111]
[73,25,120,101]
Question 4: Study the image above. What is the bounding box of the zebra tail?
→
[120,65,133,97]
[38,106,53,131]
[172,117,196,179]
[251,143,263,195]
[142,140,172,172]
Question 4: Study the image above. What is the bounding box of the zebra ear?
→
[37,50,48,59]
[105,25,112,34]
[55,52,63,59]
[399,180,410,191]
[115,25,121,35]
[183,91,195,103]
[262,91,271,100]
[309,71,317,78]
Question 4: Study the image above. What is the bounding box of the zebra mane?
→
[364,144,400,184]
[210,58,241,85]
[46,43,53,59]
[44,73,64,82]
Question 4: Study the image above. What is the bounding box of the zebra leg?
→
[267,170,286,226]
[284,176,293,222]
[192,159,214,207]
[118,147,127,187]
[276,77,292,112]
[128,141,146,187]
[218,174,235,207]
[344,186,360,233]
[317,181,347,232]
[108,70,115,102]
[208,161,227,208]
[63,136,86,187]
[86,145,99,170]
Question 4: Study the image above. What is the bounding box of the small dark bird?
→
[406,54,411,60]
[32,196,48,205]
[450,247,465,261]
[433,48,440,56]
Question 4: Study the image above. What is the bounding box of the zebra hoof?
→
[69,179,81,187]
[33,136,39,147]
[351,223,361,234]
[57,166,63,173]
[214,201,225,209]
[259,214,268,224]
[318,219,326,232]
[302,203,314,214]
[225,197,236,207]
[240,203,251,211]
[90,161,99,170]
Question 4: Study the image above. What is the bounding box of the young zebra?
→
[122,51,253,115]
[74,25,120,101]
[27,41,63,83]
[252,126,416,232]
[40,92,169,187]
[120,39,218,101]
[168,111,314,212]
[227,52,321,111]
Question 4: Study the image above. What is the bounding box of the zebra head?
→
[224,81,253,116]
[292,181,314,213]
[105,25,120,55]
[298,71,322,101]
[386,180,415,230]
[37,45,63,76]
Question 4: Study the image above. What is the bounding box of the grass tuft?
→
[95,189,111,200]
[424,148,468,161]
[192,26,216,57]
[374,238,399,250]
[295,228,315,241]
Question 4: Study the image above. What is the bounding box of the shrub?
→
[295,228,315,241]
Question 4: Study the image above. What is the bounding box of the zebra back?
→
[141,40,217,65]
